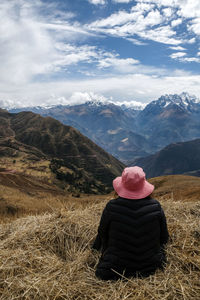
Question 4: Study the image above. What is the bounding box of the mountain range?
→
[137,93,200,150]
[0,109,124,194]
[9,92,200,164]
[10,101,147,163]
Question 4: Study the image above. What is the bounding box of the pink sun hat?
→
[113,166,154,199]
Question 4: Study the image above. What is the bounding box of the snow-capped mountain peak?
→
[85,100,109,107]
[154,92,200,109]
[140,92,200,118]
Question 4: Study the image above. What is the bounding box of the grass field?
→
[0,157,200,299]
[0,196,199,300]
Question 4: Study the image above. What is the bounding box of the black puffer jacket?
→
[92,196,169,280]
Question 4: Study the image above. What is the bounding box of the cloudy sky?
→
[1,0,200,108]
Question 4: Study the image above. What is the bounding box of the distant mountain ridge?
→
[133,138,200,178]
[147,92,200,109]
[7,92,200,163]
[7,98,146,111]
[137,92,200,150]
[0,110,124,193]
[10,101,149,163]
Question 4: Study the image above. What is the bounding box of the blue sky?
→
[0,0,200,108]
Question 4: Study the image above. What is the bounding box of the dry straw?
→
[0,198,200,300]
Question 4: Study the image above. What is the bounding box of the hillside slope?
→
[1,165,200,221]
[133,139,200,178]
[150,175,200,201]
[0,110,124,193]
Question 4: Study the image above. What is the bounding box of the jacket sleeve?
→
[160,207,169,246]
[92,203,110,251]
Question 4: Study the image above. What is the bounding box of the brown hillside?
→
[133,138,200,178]
[0,157,108,222]
[0,154,114,223]
[1,168,200,224]
[150,175,200,202]
[0,110,124,194]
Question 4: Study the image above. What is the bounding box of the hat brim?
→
[113,176,154,200]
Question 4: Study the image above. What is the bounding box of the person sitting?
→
[92,166,169,280]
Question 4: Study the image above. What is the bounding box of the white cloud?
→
[88,4,186,45]
[69,92,109,105]
[88,0,106,5]
[170,52,187,59]
[135,0,175,6]
[90,2,160,29]
[114,100,147,109]
[135,0,200,40]
[1,72,200,108]
[113,0,132,3]
[187,37,196,44]
[181,57,200,63]
[136,0,199,11]
[127,37,147,45]
[1,0,200,110]
[131,3,155,12]
[53,44,100,67]
[171,18,182,27]
[0,98,32,109]
[197,52,200,56]
[98,56,139,72]
[188,18,200,35]
[162,7,173,18]
[0,0,96,85]
[0,89,146,109]
[90,10,140,28]
[145,10,164,26]
[177,0,200,19]
[169,46,186,51]
[169,50,200,63]
[157,0,200,38]
[139,26,182,45]
[0,0,144,85]
[53,45,140,73]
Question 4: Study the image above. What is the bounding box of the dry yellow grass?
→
[0,180,108,223]
[0,196,200,300]
[0,156,52,179]
[150,175,200,202]
[0,156,101,222]
[0,157,200,299]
